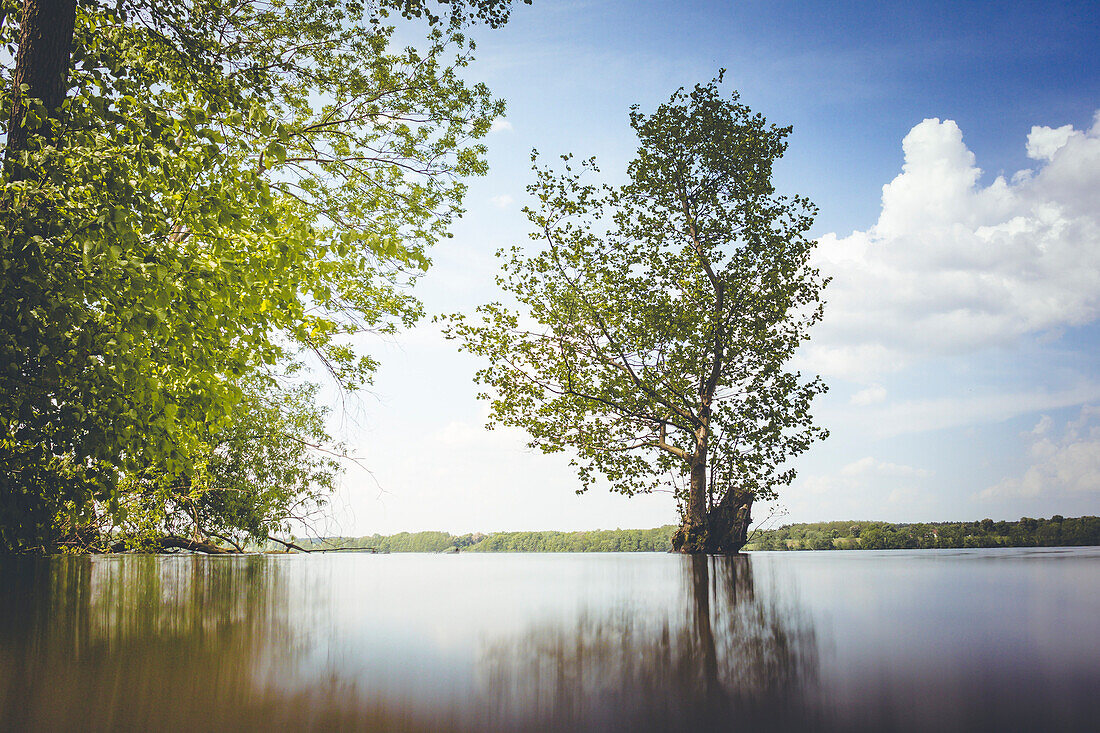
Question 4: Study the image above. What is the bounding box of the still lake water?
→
[0,548,1097,731]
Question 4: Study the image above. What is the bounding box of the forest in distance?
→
[291,514,1100,554]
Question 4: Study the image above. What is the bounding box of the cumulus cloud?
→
[809,112,1100,380]
[489,117,513,133]
[1031,414,1053,435]
[1026,124,1075,162]
[489,194,515,208]
[980,406,1100,499]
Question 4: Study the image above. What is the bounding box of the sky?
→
[320,0,1100,536]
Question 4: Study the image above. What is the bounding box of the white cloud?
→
[850,383,887,405]
[790,456,932,506]
[792,343,906,383]
[840,456,931,478]
[840,381,1100,437]
[489,117,513,133]
[980,406,1100,499]
[1031,414,1053,435]
[810,112,1100,380]
[489,194,515,208]
[1026,123,1075,162]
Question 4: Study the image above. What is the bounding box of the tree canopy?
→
[70,378,342,554]
[444,76,828,553]
[0,0,525,552]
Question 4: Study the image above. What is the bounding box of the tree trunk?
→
[109,536,237,554]
[704,490,753,554]
[4,0,77,165]
[155,536,235,554]
[673,476,754,555]
[672,449,711,553]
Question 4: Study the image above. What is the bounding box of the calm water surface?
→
[1,548,1097,731]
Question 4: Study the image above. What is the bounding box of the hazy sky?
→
[321,0,1100,535]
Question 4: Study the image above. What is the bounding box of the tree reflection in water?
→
[0,555,431,731]
[478,554,822,731]
[2,551,1093,731]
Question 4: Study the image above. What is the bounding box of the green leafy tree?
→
[859,526,884,550]
[444,76,828,554]
[47,378,341,554]
[0,0,525,551]
[106,379,341,553]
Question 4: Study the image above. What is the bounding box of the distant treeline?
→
[286,516,1098,553]
[744,515,1100,551]
[465,527,677,552]
[291,527,678,553]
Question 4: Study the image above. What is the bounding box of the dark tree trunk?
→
[673,478,754,555]
[0,1,76,555]
[155,536,235,554]
[672,449,711,553]
[704,490,753,554]
[4,0,77,165]
[109,536,237,554]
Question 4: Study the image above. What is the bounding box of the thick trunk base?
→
[672,495,753,554]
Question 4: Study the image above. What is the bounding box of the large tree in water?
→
[445,76,828,553]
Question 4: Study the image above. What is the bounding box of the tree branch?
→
[658,421,690,460]
[267,535,312,552]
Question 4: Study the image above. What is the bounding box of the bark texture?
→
[672,489,754,554]
[5,0,77,162]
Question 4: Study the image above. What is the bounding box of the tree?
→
[444,76,827,553]
[0,0,526,552]
[86,379,341,553]
[859,526,884,550]
[3,0,77,164]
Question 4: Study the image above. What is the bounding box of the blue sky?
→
[322,0,1100,535]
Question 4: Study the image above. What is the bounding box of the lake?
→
[1,548,1097,731]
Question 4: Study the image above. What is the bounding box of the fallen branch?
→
[267,535,312,553]
[109,535,236,554]
[207,530,245,553]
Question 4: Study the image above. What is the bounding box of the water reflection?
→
[478,555,820,731]
[0,556,428,731]
[0,549,1097,731]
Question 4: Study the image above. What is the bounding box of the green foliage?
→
[742,516,1100,551]
[1,0,515,551]
[305,526,679,552]
[465,526,677,552]
[379,0,531,27]
[360,531,457,553]
[294,530,466,552]
[104,379,341,552]
[276,517,1100,553]
[442,75,826,536]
